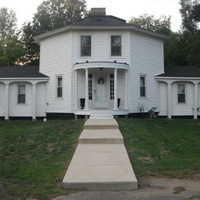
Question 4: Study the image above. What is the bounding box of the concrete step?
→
[62,144,138,190]
[90,113,114,119]
[79,129,124,144]
[84,119,119,129]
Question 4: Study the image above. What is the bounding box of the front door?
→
[95,74,108,108]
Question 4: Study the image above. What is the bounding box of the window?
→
[88,74,92,100]
[140,76,146,97]
[110,74,114,99]
[57,77,62,98]
[18,85,25,104]
[81,36,91,57]
[178,85,185,103]
[111,36,121,56]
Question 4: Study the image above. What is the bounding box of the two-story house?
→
[0,8,200,120]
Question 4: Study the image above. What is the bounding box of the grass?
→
[0,119,84,200]
[118,118,200,179]
[1,118,200,199]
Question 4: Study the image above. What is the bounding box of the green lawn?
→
[118,118,200,179]
[0,119,200,200]
[0,119,84,200]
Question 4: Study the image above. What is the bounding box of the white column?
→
[193,83,198,119]
[167,83,172,119]
[32,83,36,121]
[114,68,118,110]
[85,68,89,110]
[74,70,78,110]
[4,83,9,120]
[124,70,128,110]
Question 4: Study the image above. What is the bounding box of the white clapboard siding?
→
[9,83,32,117]
[71,31,130,64]
[36,83,46,117]
[40,32,72,113]
[171,82,194,116]
[0,83,5,116]
[129,32,164,113]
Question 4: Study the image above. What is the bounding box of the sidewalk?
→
[62,119,138,190]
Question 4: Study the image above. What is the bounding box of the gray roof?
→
[70,15,131,27]
[0,66,48,78]
[157,66,200,78]
[34,15,169,43]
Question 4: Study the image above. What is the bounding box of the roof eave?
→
[34,25,169,44]
[155,76,200,80]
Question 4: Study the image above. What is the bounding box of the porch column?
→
[114,68,118,110]
[85,68,89,110]
[193,82,198,119]
[32,83,36,121]
[167,82,172,119]
[124,70,128,110]
[4,82,9,120]
[74,70,78,110]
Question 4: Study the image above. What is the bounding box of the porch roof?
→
[73,61,129,70]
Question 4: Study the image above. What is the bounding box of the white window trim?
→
[56,75,63,99]
[177,84,186,104]
[79,34,93,58]
[17,84,26,104]
[140,74,147,98]
[109,34,123,58]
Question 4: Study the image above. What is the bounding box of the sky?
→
[0,0,182,31]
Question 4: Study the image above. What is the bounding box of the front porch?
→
[73,61,130,118]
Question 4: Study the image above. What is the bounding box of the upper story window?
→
[178,84,185,103]
[18,85,25,104]
[140,76,146,97]
[57,76,63,98]
[111,36,121,56]
[81,36,91,57]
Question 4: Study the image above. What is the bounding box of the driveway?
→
[53,177,200,200]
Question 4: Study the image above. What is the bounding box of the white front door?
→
[95,74,108,108]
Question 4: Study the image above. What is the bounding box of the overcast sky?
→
[1,0,182,31]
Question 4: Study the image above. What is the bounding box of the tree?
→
[22,0,87,65]
[179,0,199,32]
[129,14,171,35]
[0,36,27,66]
[0,8,17,38]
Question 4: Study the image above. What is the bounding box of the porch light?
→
[99,67,104,71]
[114,60,117,63]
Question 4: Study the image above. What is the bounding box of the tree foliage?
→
[0,7,17,37]
[129,14,171,35]
[0,37,27,66]
[0,8,26,67]
[22,0,87,65]
[179,0,200,32]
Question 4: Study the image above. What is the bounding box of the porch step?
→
[79,129,123,144]
[84,119,118,129]
[90,113,114,119]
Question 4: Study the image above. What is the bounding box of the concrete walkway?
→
[62,119,138,190]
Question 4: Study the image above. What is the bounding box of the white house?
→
[0,8,200,120]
